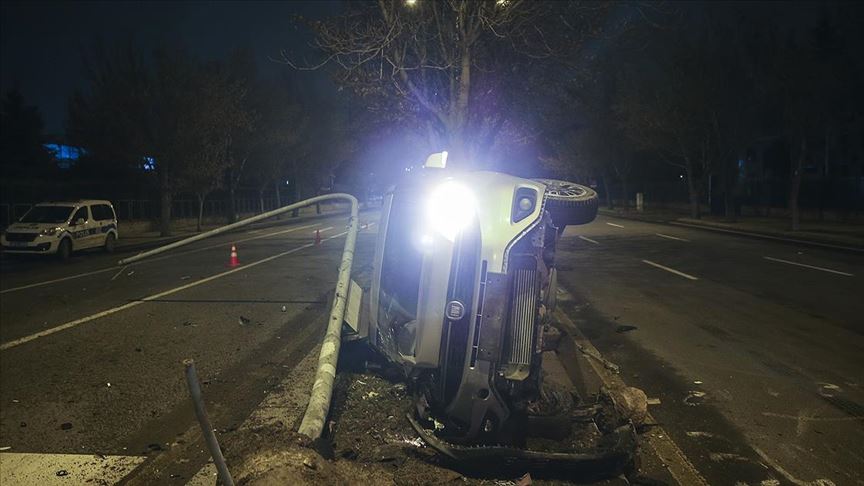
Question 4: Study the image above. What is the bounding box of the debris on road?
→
[573,341,620,373]
[0,446,11,451]
[602,385,649,426]
[281,305,287,312]
[60,422,73,430]
[683,390,706,406]
[238,316,251,326]
[180,275,191,280]
[55,470,69,477]
[685,431,715,439]
[615,325,638,333]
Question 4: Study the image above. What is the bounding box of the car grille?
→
[508,268,538,368]
[439,225,480,404]
[4,232,37,242]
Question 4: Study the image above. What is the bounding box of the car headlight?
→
[425,181,476,241]
[39,227,62,236]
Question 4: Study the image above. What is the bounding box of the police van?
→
[1,200,119,260]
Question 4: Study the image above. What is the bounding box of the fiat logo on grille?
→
[445,301,465,320]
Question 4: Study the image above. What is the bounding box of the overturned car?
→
[347,153,636,475]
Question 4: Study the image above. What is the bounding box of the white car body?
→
[1,200,119,256]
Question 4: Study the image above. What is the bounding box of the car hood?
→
[5,222,61,232]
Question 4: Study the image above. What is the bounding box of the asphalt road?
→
[1,209,861,485]
[0,213,379,483]
[557,214,864,485]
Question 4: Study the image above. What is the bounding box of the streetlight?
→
[405,0,417,6]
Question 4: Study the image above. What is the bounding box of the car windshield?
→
[19,206,75,224]
[379,187,424,323]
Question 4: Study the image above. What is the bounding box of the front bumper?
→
[0,235,58,254]
[409,415,637,480]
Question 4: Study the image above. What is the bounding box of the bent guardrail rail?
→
[117,194,360,440]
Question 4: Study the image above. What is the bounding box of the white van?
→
[1,200,119,260]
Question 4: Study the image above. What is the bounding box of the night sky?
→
[0,1,339,137]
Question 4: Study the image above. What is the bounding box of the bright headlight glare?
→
[425,181,476,241]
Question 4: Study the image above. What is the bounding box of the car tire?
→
[104,233,116,253]
[535,179,599,227]
[57,238,72,261]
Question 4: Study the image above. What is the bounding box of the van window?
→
[379,189,424,322]
[19,206,74,224]
[71,207,88,224]
[91,204,115,221]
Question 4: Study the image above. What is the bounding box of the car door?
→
[91,204,116,244]
[68,206,96,249]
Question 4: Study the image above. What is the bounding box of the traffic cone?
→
[314,229,321,246]
[229,244,239,267]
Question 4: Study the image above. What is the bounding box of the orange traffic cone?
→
[229,244,239,267]
[314,229,321,246]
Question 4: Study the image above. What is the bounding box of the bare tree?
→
[183,64,252,231]
[69,45,218,235]
[615,25,737,219]
[243,78,308,214]
[283,0,612,167]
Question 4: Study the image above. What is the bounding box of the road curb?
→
[599,210,864,253]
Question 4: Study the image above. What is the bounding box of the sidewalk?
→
[116,202,374,254]
[599,207,864,251]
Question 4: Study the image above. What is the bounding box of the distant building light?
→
[44,143,85,170]
[142,156,156,171]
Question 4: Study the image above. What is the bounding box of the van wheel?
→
[104,233,116,253]
[57,239,72,261]
[534,179,599,227]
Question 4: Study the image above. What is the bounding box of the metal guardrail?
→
[116,194,360,442]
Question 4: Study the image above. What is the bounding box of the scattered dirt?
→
[223,340,638,485]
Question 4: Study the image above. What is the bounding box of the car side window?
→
[71,207,88,225]
[92,204,114,221]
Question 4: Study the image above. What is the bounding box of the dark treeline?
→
[2,1,862,233]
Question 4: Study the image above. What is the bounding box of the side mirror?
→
[75,218,85,226]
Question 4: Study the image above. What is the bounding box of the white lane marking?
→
[656,233,690,242]
[0,231,348,351]
[110,265,128,281]
[0,267,118,294]
[318,226,334,232]
[606,222,625,228]
[763,256,854,277]
[642,259,699,280]
[0,223,319,294]
[578,235,599,245]
[0,452,146,485]
[752,446,836,486]
[553,289,709,486]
